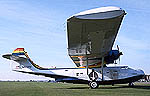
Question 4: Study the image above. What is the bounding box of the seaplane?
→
[2,6,145,89]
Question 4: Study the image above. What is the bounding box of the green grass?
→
[0,82,150,96]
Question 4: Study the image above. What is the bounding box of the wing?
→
[67,6,126,67]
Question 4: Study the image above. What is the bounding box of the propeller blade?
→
[117,45,119,51]
[117,45,123,64]
[119,56,120,64]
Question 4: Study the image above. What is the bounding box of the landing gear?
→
[88,69,98,81]
[88,70,99,89]
[88,57,105,89]
[112,83,114,86]
[89,81,99,89]
[128,82,134,87]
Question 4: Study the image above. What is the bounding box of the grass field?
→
[0,82,150,96]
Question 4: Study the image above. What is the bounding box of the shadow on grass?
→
[131,85,150,89]
[66,85,150,90]
[67,87,90,89]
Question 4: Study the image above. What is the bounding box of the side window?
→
[76,73,83,76]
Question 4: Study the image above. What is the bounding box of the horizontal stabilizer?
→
[2,54,27,61]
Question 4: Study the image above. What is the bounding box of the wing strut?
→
[101,57,104,81]
[86,57,88,75]
[86,44,89,75]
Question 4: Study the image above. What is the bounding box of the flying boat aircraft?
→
[2,6,145,89]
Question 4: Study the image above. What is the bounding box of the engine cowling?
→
[105,50,123,64]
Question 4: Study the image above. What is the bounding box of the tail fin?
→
[2,48,48,71]
[12,48,25,56]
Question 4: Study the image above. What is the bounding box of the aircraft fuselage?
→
[14,66,144,85]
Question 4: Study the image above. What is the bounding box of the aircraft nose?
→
[137,69,145,75]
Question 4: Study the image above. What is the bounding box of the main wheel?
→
[129,82,134,87]
[89,81,99,89]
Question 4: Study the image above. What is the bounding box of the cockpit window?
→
[121,66,129,69]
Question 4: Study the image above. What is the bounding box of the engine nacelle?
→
[105,50,123,64]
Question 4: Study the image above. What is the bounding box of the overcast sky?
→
[0,0,150,80]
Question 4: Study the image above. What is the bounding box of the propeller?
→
[117,45,123,64]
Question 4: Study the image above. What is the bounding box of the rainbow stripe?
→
[12,48,25,56]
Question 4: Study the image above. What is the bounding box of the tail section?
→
[2,48,48,71]
[12,48,25,56]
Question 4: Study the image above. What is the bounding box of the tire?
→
[129,82,134,87]
[89,81,99,89]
